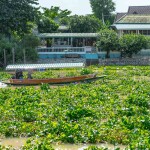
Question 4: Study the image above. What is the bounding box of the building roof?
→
[128,6,150,14]
[112,6,150,30]
[112,24,150,30]
[114,13,126,23]
[38,33,98,38]
[116,15,150,24]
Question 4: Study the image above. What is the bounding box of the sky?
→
[38,0,150,15]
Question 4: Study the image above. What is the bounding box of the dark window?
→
[143,30,147,35]
[133,11,138,14]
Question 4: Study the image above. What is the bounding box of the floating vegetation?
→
[0,66,149,149]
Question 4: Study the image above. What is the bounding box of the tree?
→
[90,0,115,23]
[37,18,59,33]
[69,15,102,33]
[0,34,39,66]
[42,6,71,20]
[19,34,40,62]
[0,34,13,66]
[37,6,71,33]
[119,34,147,58]
[0,0,39,37]
[96,29,119,58]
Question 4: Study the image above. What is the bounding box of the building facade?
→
[37,33,99,60]
[36,6,150,61]
[112,6,150,37]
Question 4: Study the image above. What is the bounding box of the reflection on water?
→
[53,143,126,150]
[0,82,7,88]
[0,138,27,149]
[0,138,126,150]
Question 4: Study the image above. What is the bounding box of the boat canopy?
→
[6,63,85,71]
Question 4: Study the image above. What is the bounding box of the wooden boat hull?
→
[3,74,105,85]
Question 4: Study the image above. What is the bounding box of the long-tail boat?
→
[3,74,106,85]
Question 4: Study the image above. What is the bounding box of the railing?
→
[37,47,85,53]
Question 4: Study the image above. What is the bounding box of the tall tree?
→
[37,18,59,33]
[69,15,102,33]
[0,0,39,37]
[42,6,71,20]
[97,29,119,58]
[90,0,115,24]
[37,6,71,33]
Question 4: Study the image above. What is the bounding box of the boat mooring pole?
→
[12,48,15,64]
[23,49,26,64]
[3,49,6,67]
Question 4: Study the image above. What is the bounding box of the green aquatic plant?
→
[0,66,149,148]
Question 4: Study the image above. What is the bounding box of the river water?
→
[0,82,7,88]
[0,138,126,150]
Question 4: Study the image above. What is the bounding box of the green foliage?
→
[21,34,40,49]
[0,34,14,66]
[32,70,55,79]
[0,0,39,36]
[0,66,149,149]
[0,72,11,80]
[0,145,15,150]
[37,17,59,33]
[97,29,119,58]
[66,71,76,77]
[66,107,94,120]
[119,34,147,58]
[69,15,102,33]
[80,68,93,75]
[22,138,54,150]
[0,34,39,65]
[20,34,40,62]
[145,36,150,49]
[42,6,71,20]
[40,83,50,91]
[60,17,70,26]
[84,146,108,150]
[37,6,71,33]
[90,0,115,23]
[31,69,92,79]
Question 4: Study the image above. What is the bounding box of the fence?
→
[37,47,85,53]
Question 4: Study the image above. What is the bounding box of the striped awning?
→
[6,63,85,70]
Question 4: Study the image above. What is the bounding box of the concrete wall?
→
[38,50,150,60]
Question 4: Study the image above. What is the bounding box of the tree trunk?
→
[106,50,110,58]
[128,53,132,58]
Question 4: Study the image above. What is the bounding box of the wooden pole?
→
[102,12,105,25]
[23,49,26,64]
[3,49,6,66]
[12,48,15,64]
[71,37,73,46]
